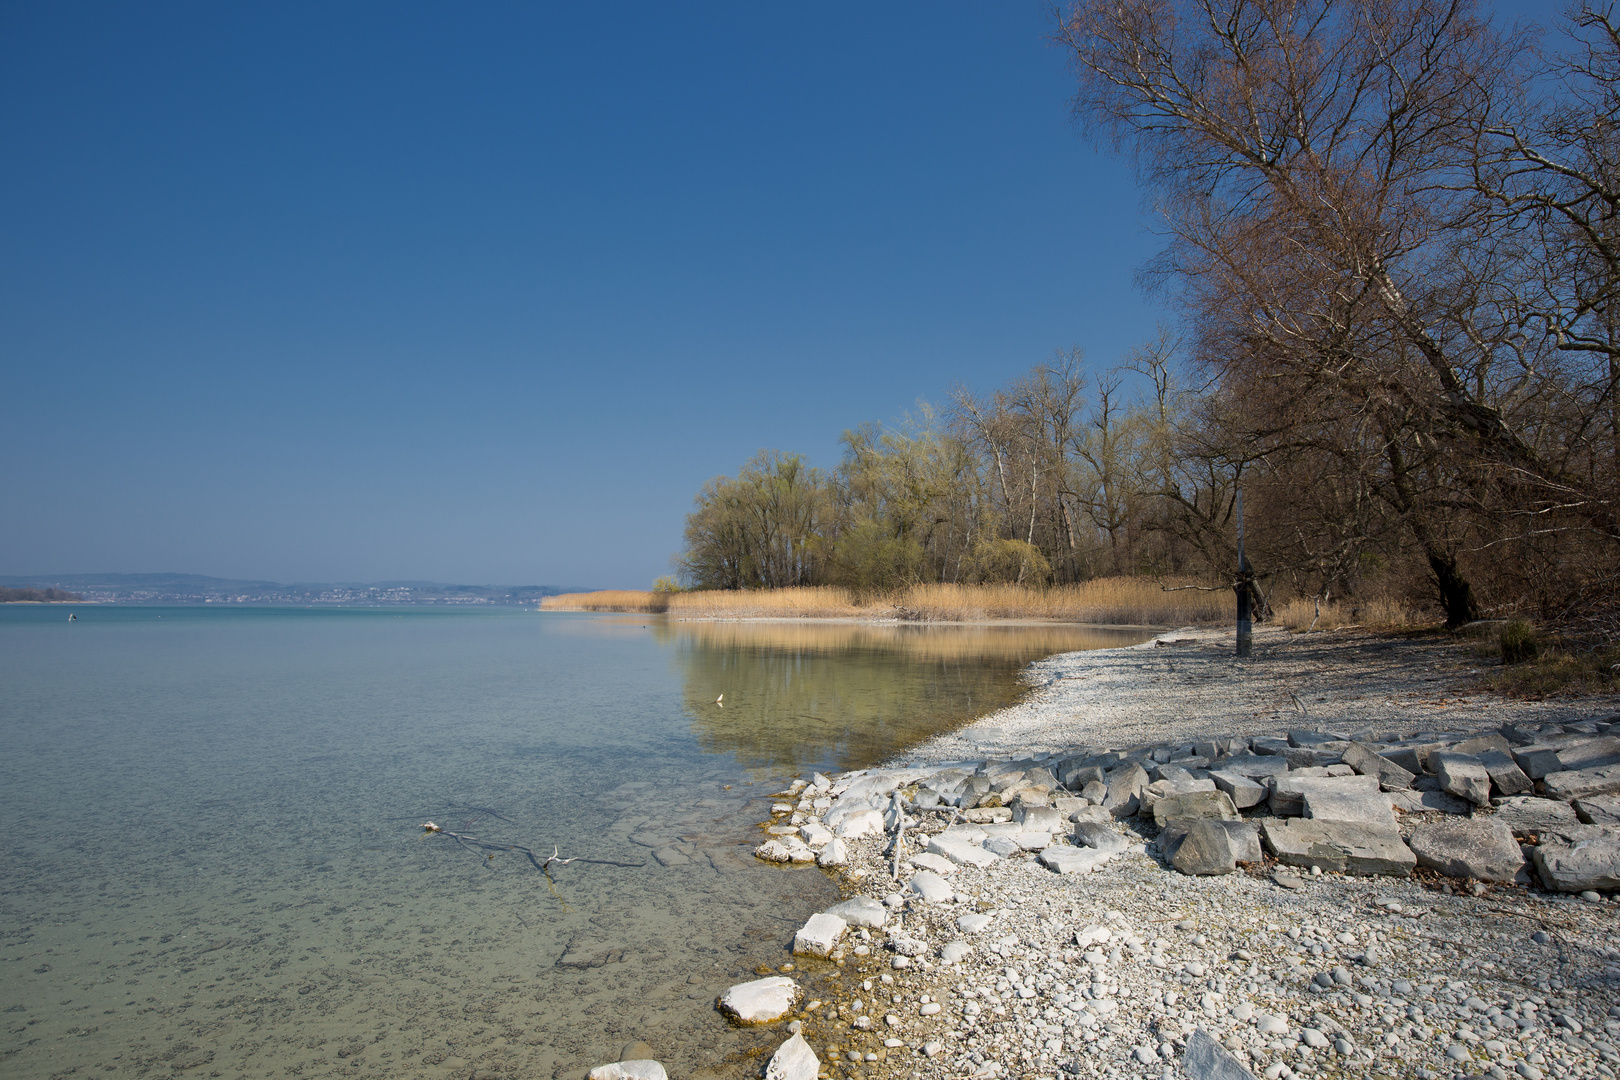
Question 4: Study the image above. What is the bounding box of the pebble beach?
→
[604,625,1620,1080]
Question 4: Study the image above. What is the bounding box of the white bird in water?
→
[67,613,77,622]
[716,693,724,707]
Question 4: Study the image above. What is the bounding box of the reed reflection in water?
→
[661,620,1154,773]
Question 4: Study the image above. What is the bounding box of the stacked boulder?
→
[761,715,1620,893]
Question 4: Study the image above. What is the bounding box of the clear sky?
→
[0,2,1544,589]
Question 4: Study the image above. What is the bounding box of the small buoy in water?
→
[68,613,77,622]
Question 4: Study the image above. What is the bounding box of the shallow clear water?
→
[0,606,1149,1080]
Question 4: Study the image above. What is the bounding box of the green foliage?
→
[1500,620,1539,665]
[651,576,685,594]
[966,539,1052,585]
[827,520,925,596]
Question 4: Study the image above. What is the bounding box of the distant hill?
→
[0,573,592,606]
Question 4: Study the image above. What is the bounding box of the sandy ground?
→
[900,625,1620,767]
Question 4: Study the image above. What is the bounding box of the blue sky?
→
[0,2,1544,589]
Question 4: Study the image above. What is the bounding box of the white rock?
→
[763,1034,819,1080]
[792,913,847,958]
[908,871,953,903]
[816,839,848,867]
[957,912,994,934]
[1039,845,1113,875]
[834,808,885,840]
[755,840,794,862]
[1256,1014,1289,1035]
[907,852,957,875]
[941,939,971,964]
[588,1063,667,1080]
[719,976,800,1024]
[1074,924,1111,947]
[823,895,887,928]
[927,833,1002,868]
[799,823,834,847]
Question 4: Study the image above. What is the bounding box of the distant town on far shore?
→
[0,573,586,606]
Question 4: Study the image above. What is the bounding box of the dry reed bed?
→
[659,619,1152,662]
[540,578,1229,625]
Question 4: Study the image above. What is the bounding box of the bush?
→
[1500,620,1539,665]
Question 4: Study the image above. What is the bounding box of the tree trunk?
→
[1428,551,1480,629]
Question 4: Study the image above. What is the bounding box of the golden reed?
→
[541,578,1229,625]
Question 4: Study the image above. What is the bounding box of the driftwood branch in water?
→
[419,822,647,872]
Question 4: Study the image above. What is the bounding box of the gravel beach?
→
[707,626,1620,1080]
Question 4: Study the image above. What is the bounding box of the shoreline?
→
[649,625,1620,1080]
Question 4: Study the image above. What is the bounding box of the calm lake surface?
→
[0,606,1151,1080]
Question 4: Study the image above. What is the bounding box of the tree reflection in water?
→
[659,621,1153,774]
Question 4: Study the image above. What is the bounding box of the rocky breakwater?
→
[707,715,1620,1080]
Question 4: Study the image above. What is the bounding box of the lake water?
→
[0,606,1151,1080]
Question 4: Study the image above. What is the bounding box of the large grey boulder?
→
[1407,817,1526,882]
[1210,771,1268,809]
[1152,789,1239,826]
[763,1034,820,1080]
[1261,817,1416,876]
[1476,749,1533,796]
[1270,774,1379,816]
[1289,729,1349,746]
[1013,804,1065,833]
[1182,1028,1258,1080]
[823,895,887,928]
[1389,789,1473,815]
[1214,754,1291,779]
[1340,742,1416,791]
[1142,776,1217,812]
[1073,820,1132,853]
[1511,744,1569,780]
[1303,787,1398,830]
[1161,820,1263,864]
[1575,795,1620,825]
[1544,764,1620,801]
[1490,796,1579,830]
[1102,763,1149,819]
[1454,733,1513,756]
[1039,845,1114,875]
[1532,825,1620,892]
[1432,752,1492,806]
[1171,820,1238,876]
[1282,747,1342,769]
[719,976,800,1024]
[1553,735,1620,772]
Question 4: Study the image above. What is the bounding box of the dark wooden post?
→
[1235,488,1252,657]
